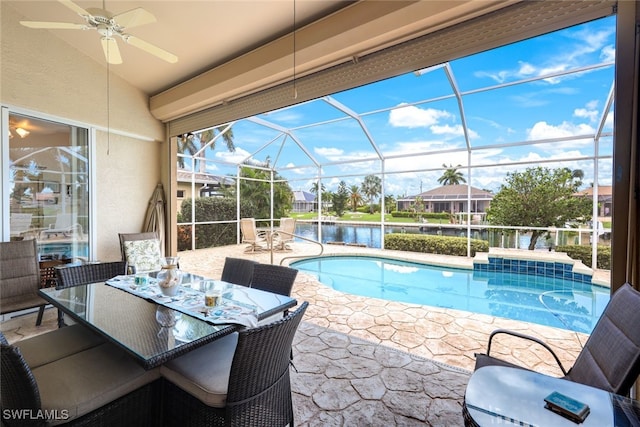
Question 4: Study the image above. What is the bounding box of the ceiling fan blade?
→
[113,8,156,29]
[58,0,91,17]
[20,21,86,30]
[124,35,178,63]
[101,37,122,64]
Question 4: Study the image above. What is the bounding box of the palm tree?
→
[384,194,396,214]
[361,174,382,214]
[438,164,466,186]
[177,126,235,171]
[349,185,363,211]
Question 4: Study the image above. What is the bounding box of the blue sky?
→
[190,15,616,198]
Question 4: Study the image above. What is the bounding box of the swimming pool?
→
[290,255,610,333]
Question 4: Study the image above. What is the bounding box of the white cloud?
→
[215,147,251,163]
[389,104,452,128]
[527,121,594,140]
[475,26,614,86]
[430,124,479,139]
[314,147,344,157]
[574,108,598,123]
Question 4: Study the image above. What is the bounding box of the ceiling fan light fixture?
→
[20,0,177,64]
[15,127,30,138]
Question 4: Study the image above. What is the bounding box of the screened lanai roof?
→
[179,14,615,198]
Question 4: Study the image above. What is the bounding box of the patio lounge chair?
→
[40,213,83,239]
[474,282,640,396]
[9,213,35,239]
[240,218,267,253]
[273,217,296,251]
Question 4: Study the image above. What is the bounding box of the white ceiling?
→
[5,0,351,95]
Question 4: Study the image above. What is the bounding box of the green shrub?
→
[178,198,257,250]
[384,233,488,256]
[555,244,611,270]
[390,211,451,220]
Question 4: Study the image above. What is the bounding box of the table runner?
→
[106,275,258,328]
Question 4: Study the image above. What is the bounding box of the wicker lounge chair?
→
[473,282,640,396]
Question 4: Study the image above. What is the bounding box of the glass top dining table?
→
[38,271,298,369]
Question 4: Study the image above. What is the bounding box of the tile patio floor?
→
[1,242,608,426]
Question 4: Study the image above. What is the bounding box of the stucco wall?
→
[1,3,165,261]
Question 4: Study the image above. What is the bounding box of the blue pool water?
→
[291,255,610,333]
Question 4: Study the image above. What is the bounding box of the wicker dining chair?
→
[250,263,298,297]
[54,261,127,327]
[221,257,258,286]
[55,261,128,289]
[161,301,308,427]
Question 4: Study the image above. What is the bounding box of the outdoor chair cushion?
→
[0,292,46,315]
[122,239,163,272]
[32,342,160,425]
[15,324,105,369]
[160,332,238,408]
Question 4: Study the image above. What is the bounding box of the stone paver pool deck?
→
[179,243,603,377]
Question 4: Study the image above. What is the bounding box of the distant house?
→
[574,185,612,217]
[292,190,316,212]
[396,184,493,214]
[176,170,235,209]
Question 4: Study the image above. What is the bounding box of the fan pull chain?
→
[106,51,111,155]
[293,0,297,99]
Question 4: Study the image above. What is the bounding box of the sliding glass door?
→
[4,111,90,265]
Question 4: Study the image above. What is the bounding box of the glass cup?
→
[134,272,149,286]
[204,281,221,307]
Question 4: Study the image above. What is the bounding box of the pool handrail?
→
[275,231,323,266]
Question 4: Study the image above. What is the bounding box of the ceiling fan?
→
[19,0,177,65]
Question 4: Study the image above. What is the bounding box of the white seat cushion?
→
[32,342,160,425]
[15,324,104,369]
[160,332,238,408]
